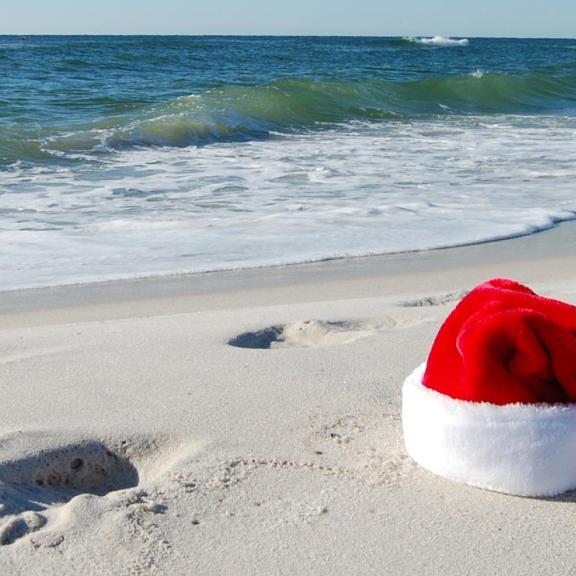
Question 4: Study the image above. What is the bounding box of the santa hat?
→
[402,278,576,497]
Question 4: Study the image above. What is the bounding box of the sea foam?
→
[1,116,576,290]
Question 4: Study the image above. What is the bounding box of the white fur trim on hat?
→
[402,363,576,497]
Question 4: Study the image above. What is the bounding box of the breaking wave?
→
[3,68,576,163]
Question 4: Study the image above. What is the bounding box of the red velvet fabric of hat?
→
[422,278,576,405]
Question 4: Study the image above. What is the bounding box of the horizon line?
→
[1,33,575,40]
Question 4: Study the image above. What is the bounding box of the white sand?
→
[1,224,576,574]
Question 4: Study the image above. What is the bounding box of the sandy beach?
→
[0,224,574,574]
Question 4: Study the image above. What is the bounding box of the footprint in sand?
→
[0,433,197,546]
[228,318,395,349]
[0,440,139,496]
[0,437,139,545]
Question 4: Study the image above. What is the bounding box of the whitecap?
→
[409,36,469,47]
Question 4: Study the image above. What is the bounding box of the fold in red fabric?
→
[422,278,576,405]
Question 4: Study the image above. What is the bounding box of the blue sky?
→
[2,0,575,37]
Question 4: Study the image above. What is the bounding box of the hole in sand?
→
[69,458,84,471]
[228,319,384,349]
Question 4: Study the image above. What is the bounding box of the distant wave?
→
[3,69,576,163]
[405,36,469,47]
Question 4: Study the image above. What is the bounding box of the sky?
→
[2,0,575,38]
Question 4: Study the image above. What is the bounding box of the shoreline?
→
[2,220,576,319]
[3,214,573,297]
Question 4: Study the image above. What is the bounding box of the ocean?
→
[1,35,576,290]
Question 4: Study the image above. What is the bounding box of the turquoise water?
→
[1,36,576,288]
